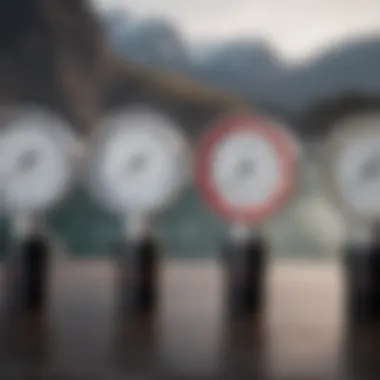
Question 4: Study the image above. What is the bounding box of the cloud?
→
[92,0,380,62]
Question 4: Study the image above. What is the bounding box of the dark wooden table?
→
[0,259,379,379]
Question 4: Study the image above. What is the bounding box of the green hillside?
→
[0,155,344,260]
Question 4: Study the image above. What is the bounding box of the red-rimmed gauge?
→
[195,112,298,223]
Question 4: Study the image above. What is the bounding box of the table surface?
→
[0,259,379,379]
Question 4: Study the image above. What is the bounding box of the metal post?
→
[114,215,159,316]
[221,223,268,318]
[343,223,380,326]
[6,214,50,314]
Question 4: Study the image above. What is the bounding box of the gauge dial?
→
[195,113,297,223]
[322,112,380,224]
[88,108,189,215]
[0,109,76,214]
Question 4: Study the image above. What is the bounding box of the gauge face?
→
[88,108,189,215]
[0,109,75,214]
[195,113,297,223]
[322,112,380,224]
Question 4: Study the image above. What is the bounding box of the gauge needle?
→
[0,150,39,209]
[358,152,380,182]
[15,150,39,174]
[348,153,380,194]
[119,154,149,181]
[234,159,255,180]
[127,154,147,173]
[219,160,255,193]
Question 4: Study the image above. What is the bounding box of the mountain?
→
[194,39,285,97]
[281,36,380,114]
[103,14,190,73]
[100,9,134,51]
[0,0,243,137]
[99,9,380,135]
[0,0,108,130]
[99,11,286,106]
[195,36,380,118]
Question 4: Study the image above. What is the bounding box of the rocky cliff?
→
[0,0,243,136]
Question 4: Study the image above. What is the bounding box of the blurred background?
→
[1,1,380,378]
[1,0,380,258]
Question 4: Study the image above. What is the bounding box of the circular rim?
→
[0,107,77,215]
[86,105,191,216]
[195,112,298,223]
[320,111,380,227]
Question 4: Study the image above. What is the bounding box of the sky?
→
[92,0,380,62]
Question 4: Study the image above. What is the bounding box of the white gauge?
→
[322,111,380,224]
[195,113,297,223]
[212,132,281,208]
[0,108,76,215]
[87,107,190,215]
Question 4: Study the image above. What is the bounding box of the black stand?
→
[6,233,50,314]
[113,312,159,375]
[114,235,159,316]
[343,240,380,326]
[221,232,268,317]
[220,316,267,378]
[341,323,380,380]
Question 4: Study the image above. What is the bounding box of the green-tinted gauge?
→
[321,111,380,225]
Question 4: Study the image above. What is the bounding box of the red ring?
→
[195,113,297,223]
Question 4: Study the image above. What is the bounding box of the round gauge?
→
[321,111,380,225]
[87,107,190,215]
[195,112,298,223]
[0,108,76,215]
